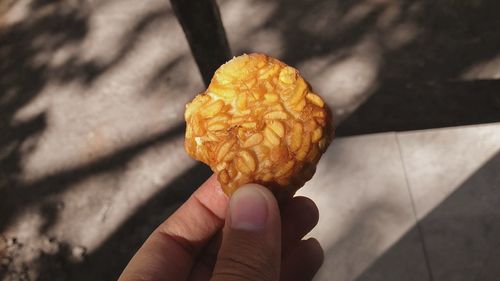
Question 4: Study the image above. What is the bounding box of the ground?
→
[1,0,500,280]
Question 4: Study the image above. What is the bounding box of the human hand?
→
[118,175,323,281]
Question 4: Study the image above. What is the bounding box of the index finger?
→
[119,174,229,281]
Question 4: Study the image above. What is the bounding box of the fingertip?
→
[238,183,275,197]
[303,238,324,267]
[281,238,325,281]
[236,183,279,212]
[193,174,230,220]
[228,183,281,232]
[207,174,226,195]
[284,196,320,228]
[230,184,270,231]
[293,197,319,221]
[213,183,282,281]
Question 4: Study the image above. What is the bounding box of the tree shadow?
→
[0,2,194,278]
[0,0,177,231]
[0,0,89,192]
[30,163,211,281]
[247,0,500,136]
[0,123,185,233]
[336,0,500,135]
[338,79,500,135]
[352,151,500,281]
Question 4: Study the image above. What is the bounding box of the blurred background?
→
[1,0,499,280]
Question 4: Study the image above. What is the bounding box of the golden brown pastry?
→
[184,53,334,196]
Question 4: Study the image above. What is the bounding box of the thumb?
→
[211,184,281,281]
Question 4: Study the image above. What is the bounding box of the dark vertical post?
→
[170,0,232,86]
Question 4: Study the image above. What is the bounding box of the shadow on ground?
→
[0,0,176,231]
[348,151,500,281]
[0,1,196,279]
[248,0,500,135]
[1,0,500,280]
[31,163,211,281]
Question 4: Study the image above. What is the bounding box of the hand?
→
[118,175,323,281]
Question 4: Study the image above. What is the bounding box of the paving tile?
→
[397,123,500,281]
[297,133,430,281]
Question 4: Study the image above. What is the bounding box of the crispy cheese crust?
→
[185,53,334,195]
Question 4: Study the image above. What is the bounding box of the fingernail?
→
[230,184,269,231]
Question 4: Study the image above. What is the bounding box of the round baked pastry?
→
[184,53,334,196]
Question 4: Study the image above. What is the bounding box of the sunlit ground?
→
[1,0,499,280]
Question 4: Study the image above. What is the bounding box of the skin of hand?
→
[118,174,324,281]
